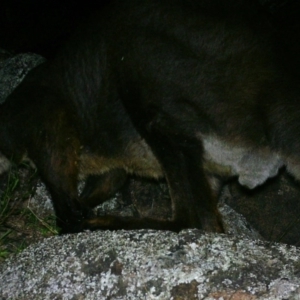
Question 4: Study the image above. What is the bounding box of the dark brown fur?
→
[0,0,298,234]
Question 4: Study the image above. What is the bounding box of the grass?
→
[0,165,58,262]
[22,208,58,236]
[0,167,20,226]
[0,230,12,259]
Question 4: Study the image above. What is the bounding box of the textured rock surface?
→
[225,172,300,246]
[1,230,300,299]
[0,51,45,104]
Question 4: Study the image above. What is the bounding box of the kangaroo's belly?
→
[79,133,284,190]
[79,138,163,180]
[202,135,284,189]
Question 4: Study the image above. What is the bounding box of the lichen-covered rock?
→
[1,230,300,299]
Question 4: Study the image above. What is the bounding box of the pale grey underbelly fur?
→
[0,135,291,191]
[202,135,284,189]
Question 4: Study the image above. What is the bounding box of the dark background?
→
[0,0,110,58]
[0,0,299,58]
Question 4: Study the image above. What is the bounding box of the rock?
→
[1,230,300,299]
[28,178,263,240]
[225,172,300,246]
[0,51,45,104]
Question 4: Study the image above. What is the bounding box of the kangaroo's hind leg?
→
[81,115,224,233]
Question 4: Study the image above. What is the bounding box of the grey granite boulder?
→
[0,51,45,174]
[0,51,45,104]
[1,229,300,299]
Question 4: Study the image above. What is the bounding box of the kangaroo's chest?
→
[202,135,284,189]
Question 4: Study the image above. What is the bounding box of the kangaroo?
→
[0,0,296,234]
